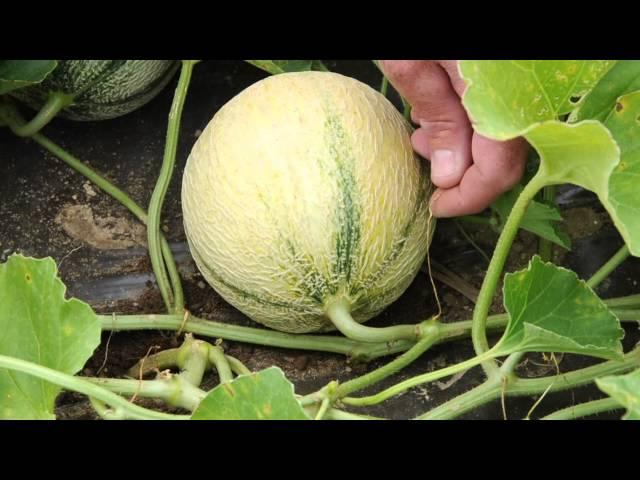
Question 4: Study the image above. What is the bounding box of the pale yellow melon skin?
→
[182,71,434,333]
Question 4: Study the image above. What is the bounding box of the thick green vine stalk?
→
[470,173,548,377]
[100,312,412,359]
[226,355,252,376]
[86,375,206,412]
[208,346,233,384]
[333,322,441,399]
[9,92,74,137]
[99,296,639,363]
[98,311,518,360]
[586,245,630,289]
[147,60,196,314]
[417,348,640,420]
[541,397,622,420]
[342,350,496,407]
[0,354,189,420]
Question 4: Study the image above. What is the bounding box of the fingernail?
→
[431,149,457,179]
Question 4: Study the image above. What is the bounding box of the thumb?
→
[380,60,473,189]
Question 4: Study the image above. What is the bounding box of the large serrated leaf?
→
[494,255,624,360]
[191,367,310,420]
[596,369,640,420]
[0,60,57,95]
[245,60,314,75]
[460,60,640,257]
[460,60,615,140]
[0,254,101,419]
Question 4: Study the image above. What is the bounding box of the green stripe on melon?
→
[10,60,179,121]
[182,71,435,334]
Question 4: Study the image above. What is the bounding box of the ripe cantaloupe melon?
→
[182,71,434,334]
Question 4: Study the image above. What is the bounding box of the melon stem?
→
[127,348,180,378]
[207,345,234,384]
[7,91,74,137]
[325,298,420,343]
[147,60,196,315]
[225,355,252,376]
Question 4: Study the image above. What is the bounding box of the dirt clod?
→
[55,204,146,250]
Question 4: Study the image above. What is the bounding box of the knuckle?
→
[436,60,460,78]
[380,60,423,82]
[419,118,469,142]
[420,118,456,135]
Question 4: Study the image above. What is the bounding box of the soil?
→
[1,60,638,420]
[55,203,146,250]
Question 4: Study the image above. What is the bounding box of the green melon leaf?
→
[523,100,640,258]
[460,60,640,256]
[493,255,624,360]
[527,121,620,194]
[492,185,571,250]
[459,60,616,140]
[524,120,640,257]
[502,116,640,256]
[245,60,314,75]
[596,369,640,420]
[0,60,58,95]
[0,254,101,419]
[601,91,640,258]
[570,61,640,122]
[191,367,310,420]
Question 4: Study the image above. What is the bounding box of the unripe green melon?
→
[11,60,178,121]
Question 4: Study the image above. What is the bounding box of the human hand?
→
[379,60,529,218]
